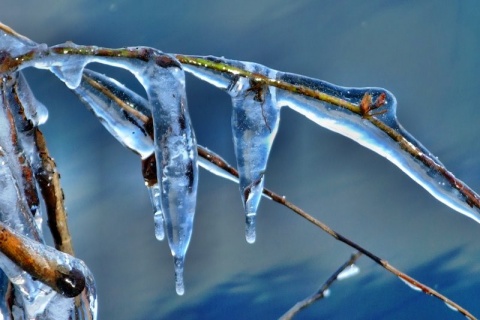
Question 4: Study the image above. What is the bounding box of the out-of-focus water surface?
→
[2,1,480,319]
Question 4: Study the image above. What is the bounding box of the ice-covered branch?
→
[1,21,479,319]
[69,71,475,317]
[178,55,480,225]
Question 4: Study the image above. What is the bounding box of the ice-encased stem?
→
[72,69,154,159]
[178,54,480,226]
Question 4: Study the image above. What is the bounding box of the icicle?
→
[184,55,480,225]
[229,66,280,243]
[72,69,154,159]
[182,56,280,243]
[141,57,198,295]
[49,43,92,89]
[81,50,199,295]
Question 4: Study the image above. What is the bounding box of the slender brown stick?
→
[0,221,85,298]
[280,251,363,320]
[198,145,476,319]
[34,129,74,255]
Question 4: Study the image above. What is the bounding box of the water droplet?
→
[399,277,422,292]
[337,264,360,280]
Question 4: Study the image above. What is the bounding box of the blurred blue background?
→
[2,1,480,319]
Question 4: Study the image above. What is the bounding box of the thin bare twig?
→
[198,146,476,319]
[280,251,363,320]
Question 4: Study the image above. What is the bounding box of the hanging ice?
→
[48,49,200,285]
[142,56,198,295]
[230,75,279,243]
[73,50,200,295]
[183,57,280,243]
[70,69,167,241]
[72,69,154,159]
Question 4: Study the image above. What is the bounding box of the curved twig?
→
[198,145,476,319]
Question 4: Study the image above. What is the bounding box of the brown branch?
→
[33,129,74,255]
[0,221,85,298]
[198,145,476,320]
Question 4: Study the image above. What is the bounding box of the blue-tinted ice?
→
[183,55,480,226]
[184,57,280,243]
[72,69,154,159]
[274,71,480,224]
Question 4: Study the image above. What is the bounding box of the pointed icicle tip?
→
[174,256,185,296]
[245,213,256,244]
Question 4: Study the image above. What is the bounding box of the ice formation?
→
[0,25,97,318]
[183,57,280,243]
[46,46,199,295]
[183,55,480,225]
[2,20,480,317]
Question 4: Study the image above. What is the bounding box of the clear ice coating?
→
[148,183,165,241]
[183,57,280,243]
[15,72,49,126]
[197,145,239,184]
[0,22,40,57]
[72,69,154,159]
[274,71,480,224]
[183,55,480,226]
[0,222,96,319]
[52,49,200,295]
[141,57,198,295]
[0,75,43,241]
